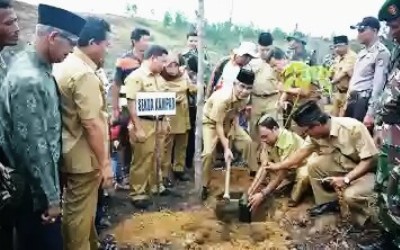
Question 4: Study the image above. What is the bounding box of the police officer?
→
[346,17,390,130]
[370,1,400,248]
[53,17,112,250]
[330,35,357,117]
[265,101,378,226]
[201,68,255,200]
[248,32,278,176]
[0,4,86,250]
[125,45,170,208]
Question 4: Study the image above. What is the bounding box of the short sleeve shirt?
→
[114,50,141,86]
[302,117,379,167]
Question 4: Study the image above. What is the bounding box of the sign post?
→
[136,92,176,205]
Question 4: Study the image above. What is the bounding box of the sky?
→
[20,0,386,38]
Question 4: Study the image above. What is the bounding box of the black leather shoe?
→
[173,171,190,181]
[201,186,209,201]
[162,177,174,188]
[307,201,339,217]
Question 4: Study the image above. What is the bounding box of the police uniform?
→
[330,36,357,116]
[161,72,196,180]
[54,46,109,250]
[0,4,86,250]
[293,101,379,225]
[254,120,310,203]
[346,17,390,122]
[125,62,169,204]
[202,69,254,193]
[374,1,400,246]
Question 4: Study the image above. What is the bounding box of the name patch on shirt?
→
[136,92,176,116]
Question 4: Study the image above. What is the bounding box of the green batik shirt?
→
[0,46,62,211]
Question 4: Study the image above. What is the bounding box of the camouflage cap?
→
[378,0,400,22]
[286,32,307,45]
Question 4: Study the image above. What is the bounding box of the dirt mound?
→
[112,208,290,249]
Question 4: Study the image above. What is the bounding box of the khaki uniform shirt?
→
[54,48,109,174]
[250,58,279,97]
[302,117,379,169]
[125,63,167,100]
[203,89,247,132]
[331,50,357,92]
[165,74,196,134]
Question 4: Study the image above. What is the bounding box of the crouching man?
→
[201,68,255,200]
[247,115,310,211]
[265,100,378,226]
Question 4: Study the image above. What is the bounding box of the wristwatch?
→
[343,176,351,185]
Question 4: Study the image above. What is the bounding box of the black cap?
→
[236,68,255,86]
[38,4,86,37]
[292,100,324,127]
[258,32,273,46]
[350,16,381,31]
[333,35,349,45]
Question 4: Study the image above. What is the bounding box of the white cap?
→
[233,42,258,58]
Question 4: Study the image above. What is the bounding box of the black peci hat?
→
[236,68,255,86]
[292,100,324,127]
[38,4,86,37]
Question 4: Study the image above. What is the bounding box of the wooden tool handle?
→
[223,160,232,200]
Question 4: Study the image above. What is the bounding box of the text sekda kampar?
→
[137,97,176,112]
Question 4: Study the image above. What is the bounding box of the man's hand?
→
[265,162,283,171]
[363,115,374,128]
[100,161,114,188]
[323,176,346,189]
[374,129,383,147]
[248,192,265,212]
[224,148,234,163]
[41,204,61,224]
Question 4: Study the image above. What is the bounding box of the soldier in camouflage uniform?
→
[286,31,317,66]
[369,1,400,248]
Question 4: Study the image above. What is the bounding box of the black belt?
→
[140,116,164,121]
[348,90,371,99]
[252,92,278,98]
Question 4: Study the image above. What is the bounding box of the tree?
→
[174,12,188,29]
[163,12,173,27]
[271,27,287,40]
[194,0,205,198]
[125,3,137,17]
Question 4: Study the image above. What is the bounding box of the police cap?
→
[292,100,324,127]
[378,0,400,22]
[38,4,86,37]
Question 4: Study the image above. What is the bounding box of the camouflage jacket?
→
[0,46,62,211]
[376,45,400,125]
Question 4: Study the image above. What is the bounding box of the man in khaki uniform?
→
[266,101,378,226]
[53,17,113,250]
[125,45,169,208]
[249,32,279,176]
[330,35,357,116]
[201,68,255,200]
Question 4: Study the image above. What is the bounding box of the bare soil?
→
[102,168,381,249]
